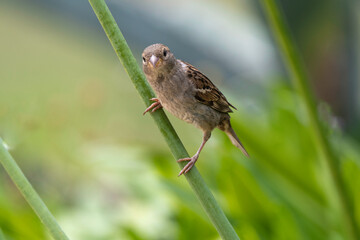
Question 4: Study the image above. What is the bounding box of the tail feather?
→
[225,126,249,157]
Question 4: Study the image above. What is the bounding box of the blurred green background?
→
[1,0,360,239]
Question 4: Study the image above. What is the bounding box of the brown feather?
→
[180,60,236,113]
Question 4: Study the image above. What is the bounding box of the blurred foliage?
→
[1,1,360,240]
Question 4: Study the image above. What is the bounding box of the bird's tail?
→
[221,119,249,157]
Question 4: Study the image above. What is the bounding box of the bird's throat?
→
[156,73,165,83]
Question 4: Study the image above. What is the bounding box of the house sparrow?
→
[142,44,249,176]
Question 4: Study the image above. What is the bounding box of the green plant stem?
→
[88,1,240,239]
[0,139,69,240]
[0,228,5,240]
[260,1,359,239]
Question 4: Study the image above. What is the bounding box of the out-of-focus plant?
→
[260,0,359,239]
[0,139,69,240]
[0,228,5,240]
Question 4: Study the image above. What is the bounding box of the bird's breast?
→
[147,70,221,130]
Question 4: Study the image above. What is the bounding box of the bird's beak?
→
[150,55,159,68]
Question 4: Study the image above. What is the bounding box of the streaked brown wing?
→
[180,60,236,113]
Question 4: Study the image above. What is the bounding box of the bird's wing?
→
[179,60,236,113]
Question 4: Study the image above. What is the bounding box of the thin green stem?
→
[0,139,69,240]
[88,1,240,239]
[0,228,5,240]
[260,0,359,239]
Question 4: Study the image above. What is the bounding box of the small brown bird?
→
[142,44,249,176]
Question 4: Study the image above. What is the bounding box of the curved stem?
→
[0,228,6,240]
[260,1,359,239]
[88,1,240,239]
[0,139,69,240]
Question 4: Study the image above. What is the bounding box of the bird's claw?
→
[177,155,199,176]
[143,98,162,115]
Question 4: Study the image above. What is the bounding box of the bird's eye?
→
[163,49,167,57]
[142,57,146,64]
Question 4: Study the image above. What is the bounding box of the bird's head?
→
[142,44,176,76]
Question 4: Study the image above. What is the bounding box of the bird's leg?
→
[143,98,162,115]
[177,132,211,176]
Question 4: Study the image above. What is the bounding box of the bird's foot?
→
[143,98,162,115]
[177,154,199,176]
